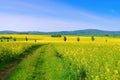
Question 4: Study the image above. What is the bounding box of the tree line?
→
[0,36,37,43]
[0,36,108,42]
[63,36,108,42]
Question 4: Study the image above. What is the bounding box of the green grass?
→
[0,34,120,80]
[0,43,36,71]
[7,44,67,80]
[7,44,43,80]
[54,42,120,80]
[7,42,120,80]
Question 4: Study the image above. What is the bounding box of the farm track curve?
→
[6,43,67,80]
[0,44,43,80]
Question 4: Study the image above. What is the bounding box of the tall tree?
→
[13,38,16,41]
[64,36,67,42]
[91,36,95,42]
[77,37,80,42]
[25,36,28,41]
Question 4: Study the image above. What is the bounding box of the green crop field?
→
[0,34,120,80]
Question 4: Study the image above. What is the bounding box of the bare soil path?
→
[0,44,43,80]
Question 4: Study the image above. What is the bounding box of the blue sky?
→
[0,0,120,31]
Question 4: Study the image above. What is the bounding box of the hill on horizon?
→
[0,29,120,36]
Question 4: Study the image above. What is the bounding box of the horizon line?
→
[1,29,120,32]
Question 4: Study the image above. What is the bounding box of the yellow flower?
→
[94,75,99,80]
[106,68,110,73]
[114,70,118,74]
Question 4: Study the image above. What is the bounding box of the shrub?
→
[51,34,62,37]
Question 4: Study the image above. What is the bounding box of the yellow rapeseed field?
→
[0,34,120,80]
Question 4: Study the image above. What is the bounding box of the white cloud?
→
[0,13,100,31]
[0,0,108,21]
[0,0,120,31]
